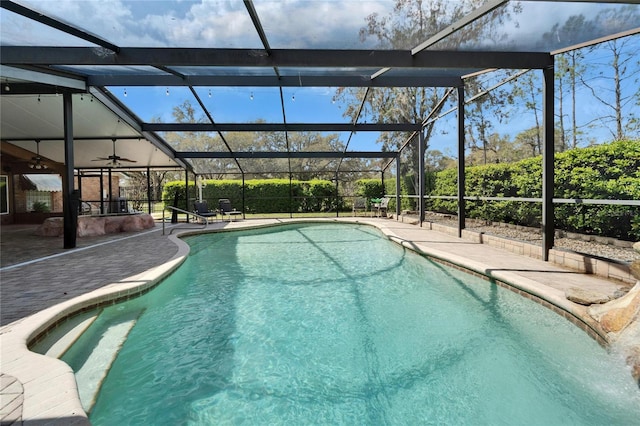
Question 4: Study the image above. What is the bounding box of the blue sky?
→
[109,32,639,156]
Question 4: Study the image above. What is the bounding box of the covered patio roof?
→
[1,88,184,169]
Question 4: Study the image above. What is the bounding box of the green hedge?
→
[382,177,414,211]
[431,140,640,240]
[162,181,198,211]
[162,179,338,214]
[303,180,339,212]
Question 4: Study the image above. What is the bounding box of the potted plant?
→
[32,201,50,213]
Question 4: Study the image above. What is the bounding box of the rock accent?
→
[632,243,640,281]
[627,347,640,386]
[601,296,640,334]
[586,242,640,387]
[565,287,612,305]
[36,214,155,237]
[34,217,64,237]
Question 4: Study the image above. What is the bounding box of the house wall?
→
[76,175,120,204]
[1,173,120,224]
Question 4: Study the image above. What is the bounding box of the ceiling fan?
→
[93,138,137,167]
[28,139,48,169]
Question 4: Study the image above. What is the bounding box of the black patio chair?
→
[194,201,217,223]
[218,199,243,221]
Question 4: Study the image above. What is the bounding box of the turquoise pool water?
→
[65,223,640,424]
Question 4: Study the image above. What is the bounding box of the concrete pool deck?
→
[0,217,636,424]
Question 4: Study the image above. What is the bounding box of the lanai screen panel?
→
[252,0,495,49]
[0,6,96,46]
[4,0,264,48]
[426,1,640,52]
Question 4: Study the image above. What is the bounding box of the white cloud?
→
[253,0,392,48]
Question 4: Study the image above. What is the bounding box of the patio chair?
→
[374,197,390,217]
[352,197,367,216]
[194,201,217,223]
[218,199,243,221]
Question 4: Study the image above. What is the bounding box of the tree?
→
[581,36,640,141]
[466,133,518,165]
[335,0,517,201]
[162,100,240,178]
[511,71,543,156]
[121,170,170,209]
[513,127,542,158]
[162,101,369,181]
[541,15,593,150]
[464,70,517,164]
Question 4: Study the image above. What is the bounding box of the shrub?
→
[355,179,383,210]
[431,140,640,240]
[162,179,336,214]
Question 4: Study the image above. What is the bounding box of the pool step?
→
[71,315,140,412]
[30,311,99,359]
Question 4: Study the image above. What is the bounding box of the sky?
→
[2,0,639,155]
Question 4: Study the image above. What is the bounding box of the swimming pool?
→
[62,223,640,424]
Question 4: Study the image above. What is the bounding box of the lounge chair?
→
[194,201,217,223]
[218,198,242,221]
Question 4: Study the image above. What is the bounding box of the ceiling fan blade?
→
[91,140,137,164]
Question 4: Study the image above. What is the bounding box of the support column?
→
[418,131,426,226]
[335,171,339,218]
[77,171,82,203]
[62,92,77,249]
[242,172,246,220]
[146,166,152,214]
[99,169,105,214]
[457,85,466,237]
[185,170,190,223]
[108,168,113,211]
[288,172,293,219]
[542,64,555,261]
[396,155,401,219]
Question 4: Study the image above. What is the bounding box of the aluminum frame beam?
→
[0,65,86,91]
[176,151,398,159]
[143,123,423,132]
[1,47,554,70]
[87,75,461,88]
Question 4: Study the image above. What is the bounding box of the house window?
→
[26,191,51,211]
[0,176,8,214]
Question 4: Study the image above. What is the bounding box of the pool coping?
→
[0,218,619,423]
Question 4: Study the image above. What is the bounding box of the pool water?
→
[66,223,640,424]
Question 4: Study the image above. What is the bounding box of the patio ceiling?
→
[0,0,639,174]
[0,89,181,169]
